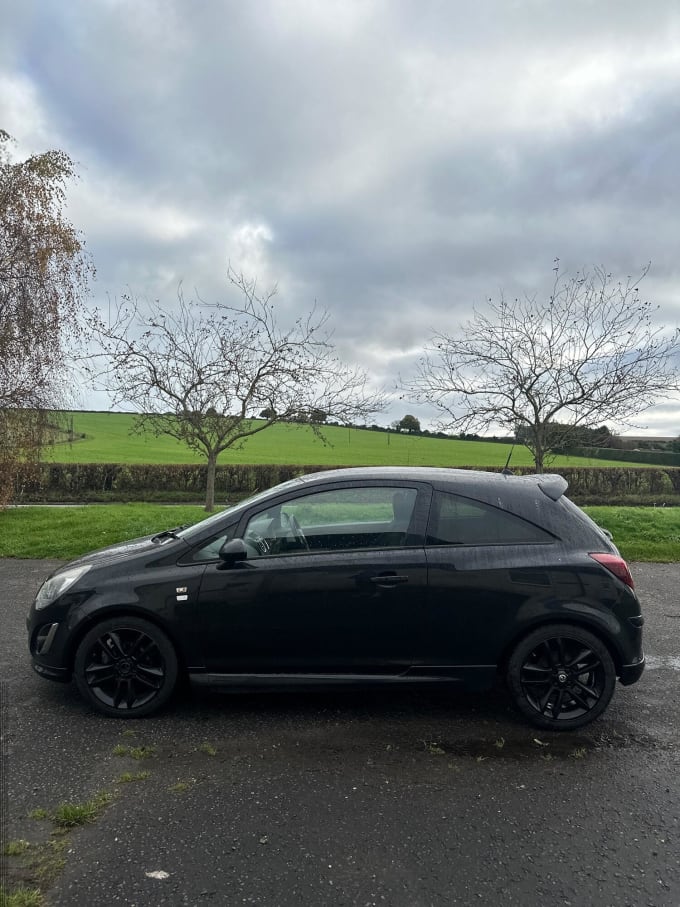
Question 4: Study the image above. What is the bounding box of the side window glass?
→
[188,524,237,561]
[242,486,418,556]
[427,491,553,546]
[242,506,287,556]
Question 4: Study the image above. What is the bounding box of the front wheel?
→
[507,624,617,731]
[74,617,178,718]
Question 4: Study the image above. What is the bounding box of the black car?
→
[27,467,644,730]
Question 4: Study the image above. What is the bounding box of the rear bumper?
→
[619,654,645,686]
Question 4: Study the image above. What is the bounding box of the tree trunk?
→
[528,425,546,473]
[533,432,546,473]
[204,449,217,512]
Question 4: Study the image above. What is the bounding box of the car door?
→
[193,482,431,674]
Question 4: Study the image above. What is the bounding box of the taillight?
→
[589,552,635,589]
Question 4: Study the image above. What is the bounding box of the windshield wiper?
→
[151,526,188,543]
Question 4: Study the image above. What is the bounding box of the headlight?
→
[35,565,92,611]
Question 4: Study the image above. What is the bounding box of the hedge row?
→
[549,465,680,500]
[8,462,680,506]
[563,446,680,467]
[11,463,318,500]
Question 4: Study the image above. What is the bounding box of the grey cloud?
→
[3,0,680,431]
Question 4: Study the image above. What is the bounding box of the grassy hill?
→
[45,411,648,469]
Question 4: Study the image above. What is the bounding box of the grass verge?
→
[584,506,680,562]
[0,504,206,559]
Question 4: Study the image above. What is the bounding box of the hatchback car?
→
[27,467,644,730]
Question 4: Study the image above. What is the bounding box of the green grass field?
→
[47,411,645,469]
[1,503,677,561]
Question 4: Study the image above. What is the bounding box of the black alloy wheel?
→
[74,617,178,717]
[507,624,617,731]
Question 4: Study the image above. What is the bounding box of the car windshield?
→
[175,476,307,542]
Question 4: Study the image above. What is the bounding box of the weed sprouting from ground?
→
[117,771,151,783]
[0,885,44,906]
[197,742,217,756]
[27,809,49,821]
[113,744,155,760]
[168,780,195,793]
[424,741,446,755]
[3,840,31,857]
[52,791,112,829]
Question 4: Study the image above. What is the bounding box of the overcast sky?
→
[2,0,680,434]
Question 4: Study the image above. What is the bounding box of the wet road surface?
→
[2,560,679,906]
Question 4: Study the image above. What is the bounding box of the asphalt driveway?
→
[2,559,680,906]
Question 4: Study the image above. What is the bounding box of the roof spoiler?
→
[537,475,568,501]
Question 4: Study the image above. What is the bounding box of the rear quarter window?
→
[427,491,554,546]
[554,497,617,550]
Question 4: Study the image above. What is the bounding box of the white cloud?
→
[259,0,377,39]
[226,221,275,285]
[0,73,51,153]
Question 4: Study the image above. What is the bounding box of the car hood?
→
[62,533,187,571]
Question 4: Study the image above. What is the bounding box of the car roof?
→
[290,467,568,502]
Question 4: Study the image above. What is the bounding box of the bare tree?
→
[406,264,680,471]
[0,131,92,503]
[88,268,385,510]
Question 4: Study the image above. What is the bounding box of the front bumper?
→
[28,616,71,682]
[31,660,71,682]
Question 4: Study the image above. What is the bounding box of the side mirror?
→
[218,538,248,567]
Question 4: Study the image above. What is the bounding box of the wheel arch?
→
[496,615,625,680]
[66,607,188,677]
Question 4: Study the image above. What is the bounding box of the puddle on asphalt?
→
[419,727,674,760]
[420,734,598,761]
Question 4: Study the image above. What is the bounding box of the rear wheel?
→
[507,624,616,731]
[74,617,178,718]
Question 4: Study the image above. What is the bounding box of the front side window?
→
[186,524,238,562]
[242,486,419,556]
[426,491,553,547]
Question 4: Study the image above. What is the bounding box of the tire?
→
[507,624,617,731]
[74,616,179,718]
